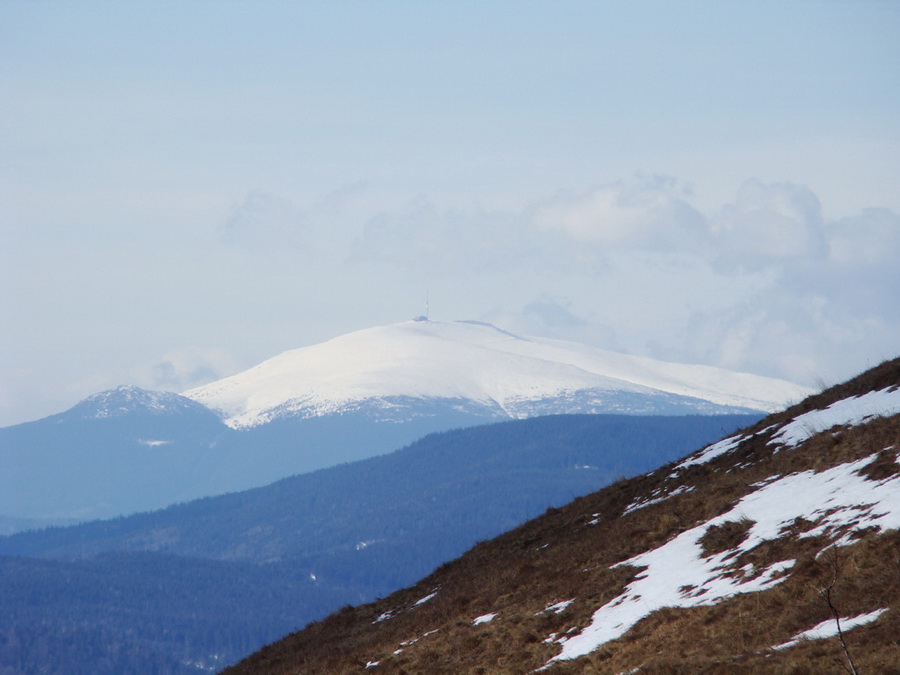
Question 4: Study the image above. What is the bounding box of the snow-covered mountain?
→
[68,384,216,421]
[185,319,810,428]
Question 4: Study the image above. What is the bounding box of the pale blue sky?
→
[2,1,899,425]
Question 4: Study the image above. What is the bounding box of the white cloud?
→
[219,191,312,254]
[674,200,900,386]
[712,179,828,271]
[132,347,241,394]
[827,207,900,268]
[338,177,898,391]
[350,176,711,276]
[530,175,708,252]
[482,299,621,351]
[350,197,551,274]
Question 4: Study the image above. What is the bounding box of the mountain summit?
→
[184,319,810,428]
[67,385,216,421]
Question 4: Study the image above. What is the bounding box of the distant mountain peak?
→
[69,385,210,420]
[184,319,814,429]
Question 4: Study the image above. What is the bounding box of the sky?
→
[2,1,899,427]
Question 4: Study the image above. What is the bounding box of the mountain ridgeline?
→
[0,319,809,528]
[223,358,900,674]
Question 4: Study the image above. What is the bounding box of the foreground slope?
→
[224,358,900,674]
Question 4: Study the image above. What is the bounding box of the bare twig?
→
[819,546,860,675]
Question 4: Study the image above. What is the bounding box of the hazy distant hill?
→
[0,386,234,524]
[0,413,758,674]
[223,359,900,675]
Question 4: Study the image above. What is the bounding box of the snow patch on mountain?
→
[672,434,747,472]
[771,609,889,651]
[669,385,900,473]
[473,613,497,625]
[184,320,811,429]
[414,590,439,606]
[769,386,900,449]
[622,485,695,515]
[544,451,900,665]
[540,600,575,615]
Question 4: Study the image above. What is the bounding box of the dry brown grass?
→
[698,518,754,557]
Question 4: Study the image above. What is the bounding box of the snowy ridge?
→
[184,320,811,428]
[70,385,210,420]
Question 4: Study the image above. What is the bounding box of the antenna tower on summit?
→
[413,290,430,322]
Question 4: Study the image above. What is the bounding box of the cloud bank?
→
[2,175,896,427]
[345,175,900,387]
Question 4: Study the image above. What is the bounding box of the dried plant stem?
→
[820,546,861,675]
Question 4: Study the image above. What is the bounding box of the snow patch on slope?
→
[539,600,575,615]
[769,387,900,449]
[473,613,497,625]
[671,386,900,476]
[414,590,439,606]
[623,485,694,515]
[673,434,746,472]
[771,609,888,651]
[544,452,900,665]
